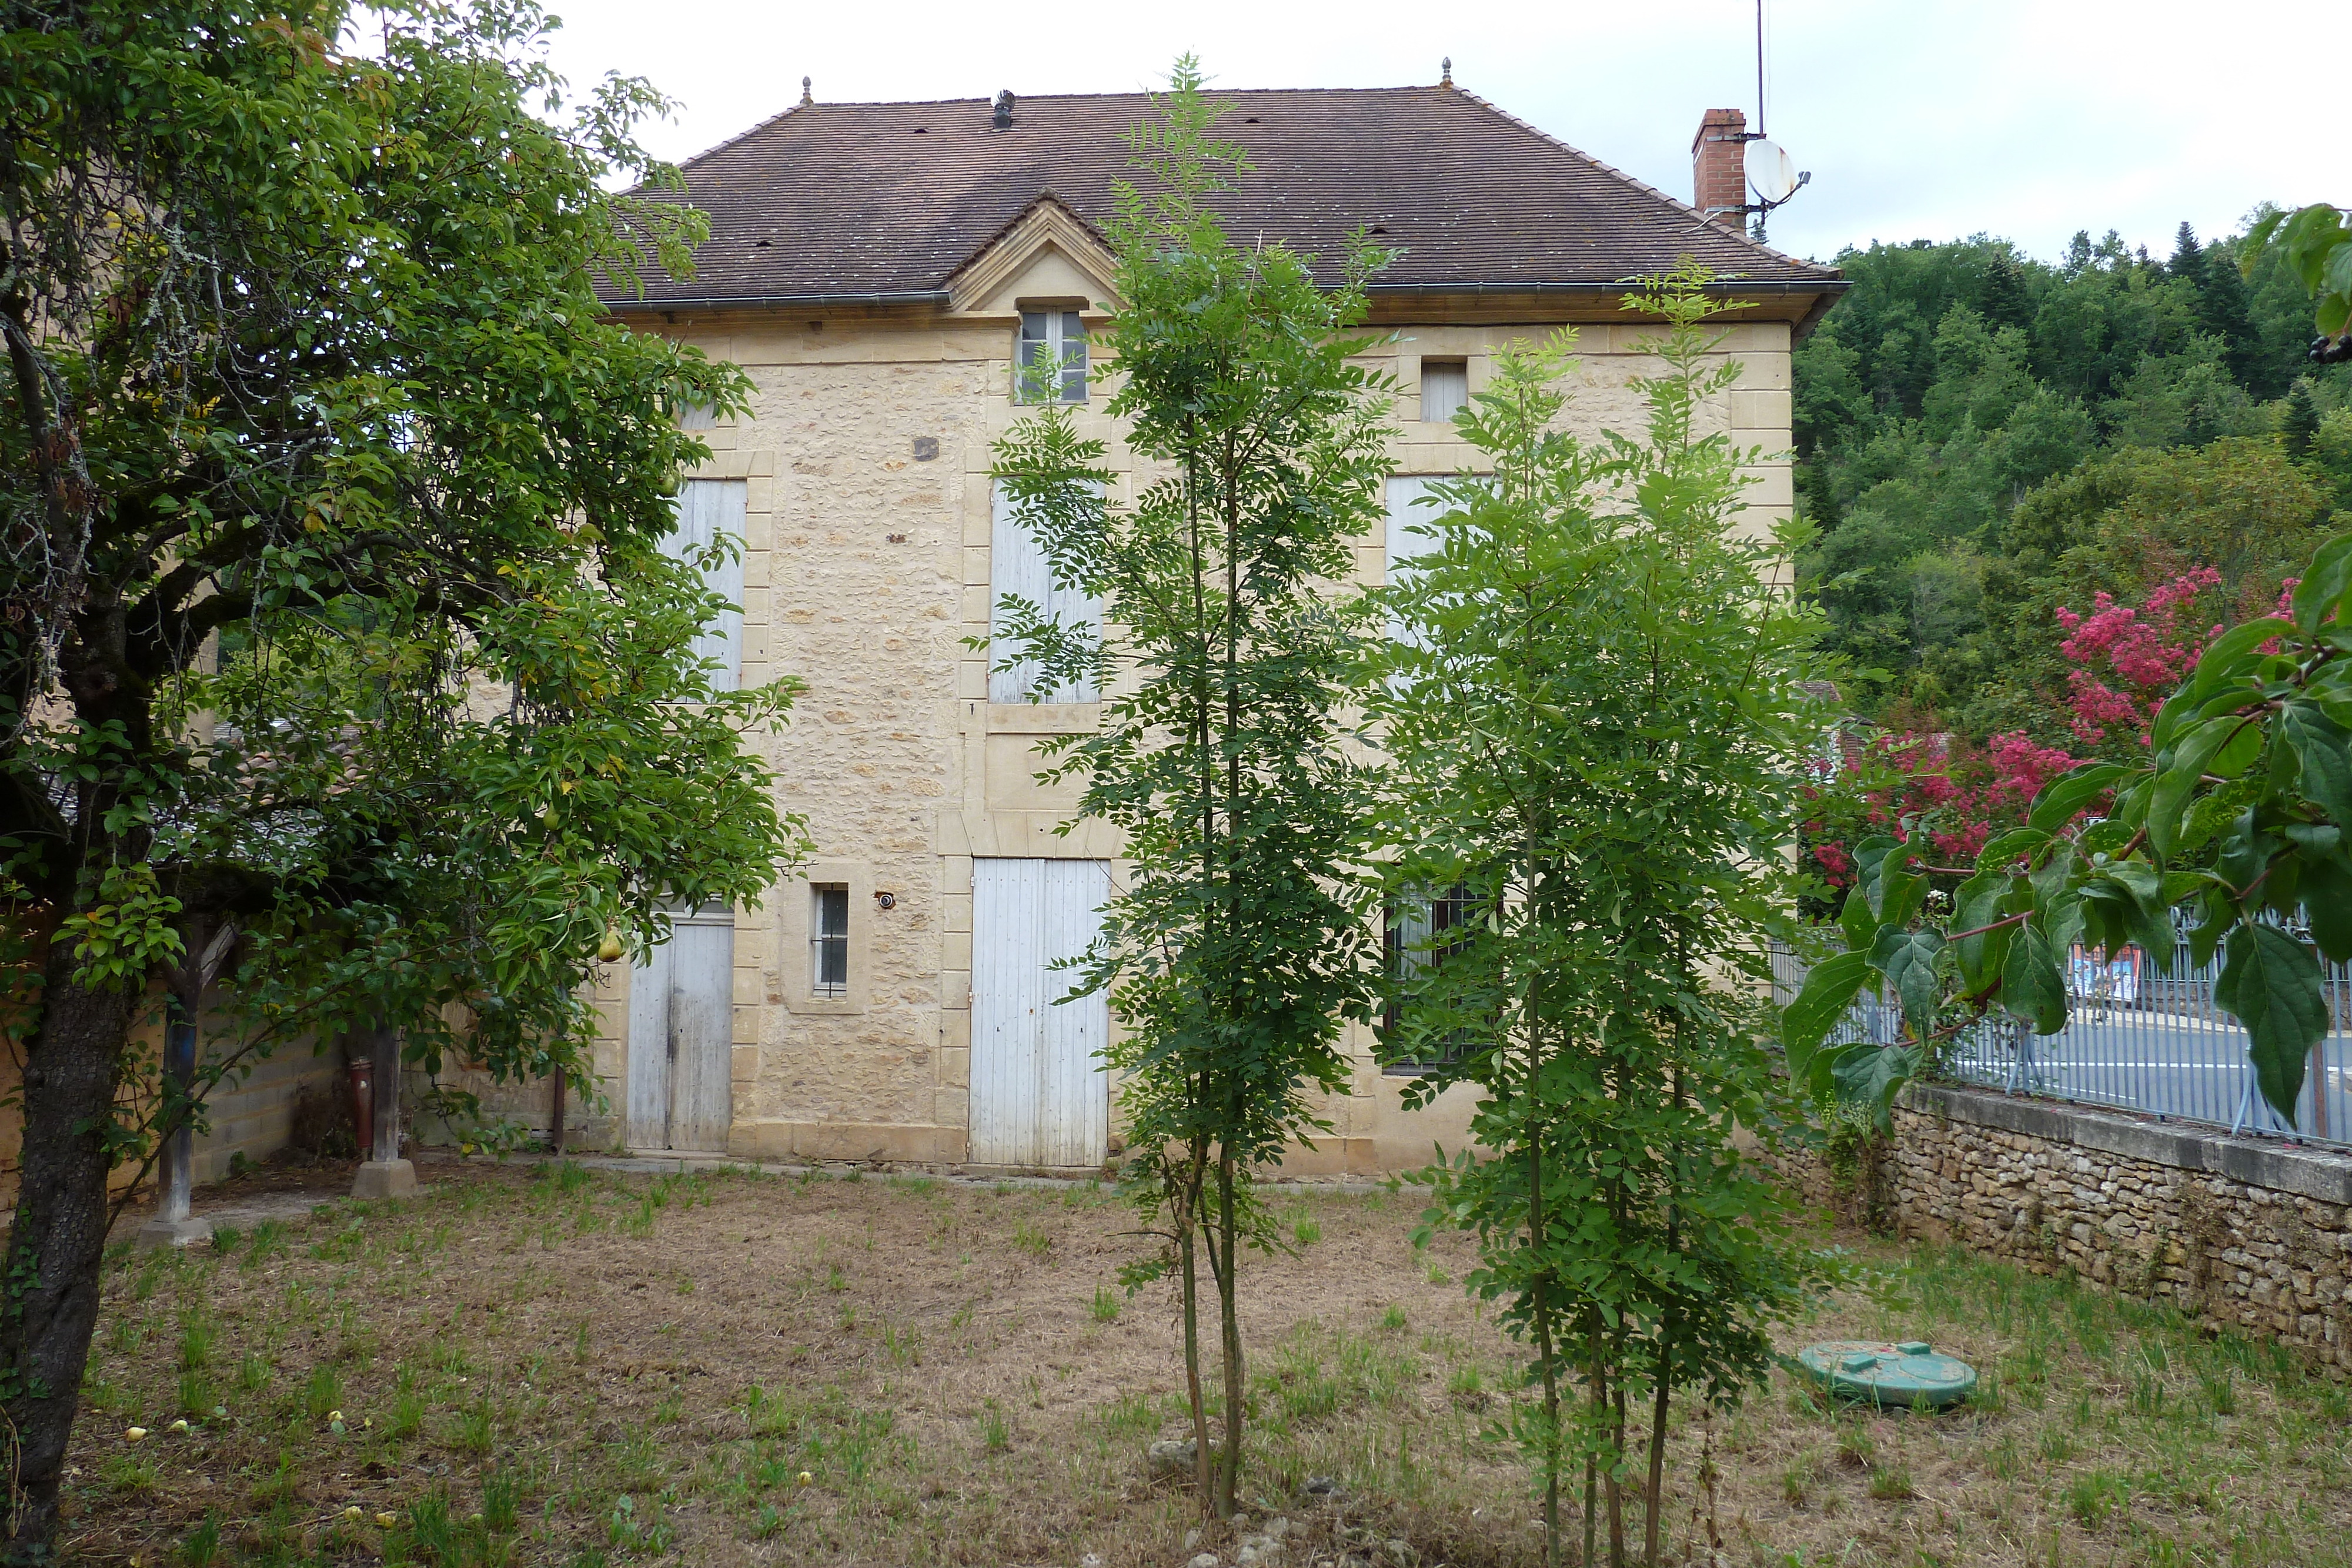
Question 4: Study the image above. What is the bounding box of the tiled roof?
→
[609,85,1841,308]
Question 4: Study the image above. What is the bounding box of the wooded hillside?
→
[1796,218,2352,745]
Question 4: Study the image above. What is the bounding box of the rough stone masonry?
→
[1808,1081,2352,1372]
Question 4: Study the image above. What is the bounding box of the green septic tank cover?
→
[1792,1340,1977,1409]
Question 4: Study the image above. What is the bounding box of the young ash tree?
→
[987,61,1388,1523]
[1378,275,1838,1568]
[0,1,802,1545]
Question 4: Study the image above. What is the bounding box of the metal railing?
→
[1769,927,2352,1153]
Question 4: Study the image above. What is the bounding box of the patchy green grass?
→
[71,1162,2352,1568]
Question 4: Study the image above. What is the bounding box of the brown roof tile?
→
[609,84,1840,308]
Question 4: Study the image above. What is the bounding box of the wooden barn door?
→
[626,907,736,1152]
[970,859,1110,1166]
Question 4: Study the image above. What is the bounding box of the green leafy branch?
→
[1786,531,2352,1128]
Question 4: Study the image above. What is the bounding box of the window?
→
[1382,884,1476,1074]
[810,884,850,998]
[1419,359,1468,424]
[677,399,717,430]
[1017,309,1088,404]
[990,479,1102,703]
[666,479,746,692]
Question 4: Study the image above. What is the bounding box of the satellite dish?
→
[1746,139,1800,205]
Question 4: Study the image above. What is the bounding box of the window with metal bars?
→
[1016,309,1088,404]
[811,884,850,998]
[1382,884,1477,1074]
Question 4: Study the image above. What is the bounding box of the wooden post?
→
[352,1021,419,1199]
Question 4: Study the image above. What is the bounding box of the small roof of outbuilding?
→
[607,83,1842,313]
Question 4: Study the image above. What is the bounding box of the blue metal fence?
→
[1769,928,2352,1151]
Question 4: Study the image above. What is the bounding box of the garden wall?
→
[1804,1081,2352,1373]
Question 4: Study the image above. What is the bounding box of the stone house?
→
[563,78,1844,1173]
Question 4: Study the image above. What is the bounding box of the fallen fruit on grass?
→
[168,1419,189,1433]
[797,1472,813,1487]
[375,1513,396,1528]
[328,1409,343,1423]
[343,1507,362,1521]
[124,1427,146,1443]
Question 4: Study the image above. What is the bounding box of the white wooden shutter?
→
[1420,361,1468,423]
[670,479,746,692]
[990,480,1100,703]
[1384,476,1443,647]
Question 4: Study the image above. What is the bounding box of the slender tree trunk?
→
[1584,1350,1605,1568]
[1215,1147,1244,1519]
[1607,1381,1627,1568]
[1179,1146,1214,1514]
[1,952,138,1554]
[1646,1060,1683,1568]
[1521,841,1561,1568]
[1643,1356,1672,1568]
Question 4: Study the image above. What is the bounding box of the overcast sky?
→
[523,0,2327,268]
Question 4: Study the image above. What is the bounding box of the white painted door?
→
[971,859,1110,1166]
[627,908,736,1152]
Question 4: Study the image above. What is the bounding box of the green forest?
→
[1795,216,2352,748]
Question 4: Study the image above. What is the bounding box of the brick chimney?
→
[1692,108,1747,231]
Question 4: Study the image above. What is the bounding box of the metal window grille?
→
[1017,310,1087,404]
[1419,359,1468,423]
[811,884,850,998]
[1384,884,1476,1074]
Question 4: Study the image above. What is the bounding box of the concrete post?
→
[350,1022,419,1199]
[135,1017,212,1249]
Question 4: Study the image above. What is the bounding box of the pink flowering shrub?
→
[2053,568,2223,751]
[1802,727,2080,892]
[1801,566,2274,905]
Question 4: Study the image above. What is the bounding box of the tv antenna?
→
[1738,0,1810,242]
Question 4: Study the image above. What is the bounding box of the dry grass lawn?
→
[67,1156,2352,1567]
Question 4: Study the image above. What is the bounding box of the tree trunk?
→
[1583,1352,1605,1568]
[1607,1382,1628,1568]
[1,952,138,1554]
[1644,1353,1672,1567]
[1180,1146,1214,1517]
[1215,1147,1244,1520]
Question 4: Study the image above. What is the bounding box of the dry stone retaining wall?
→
[1840,1082,2352,1372]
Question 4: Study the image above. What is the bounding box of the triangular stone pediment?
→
[945,193,1120,316]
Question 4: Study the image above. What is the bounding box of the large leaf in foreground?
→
[2214,923,2326,1126]
[1782,949,1872,1084]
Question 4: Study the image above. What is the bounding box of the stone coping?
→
[1905,1081,2352,1207]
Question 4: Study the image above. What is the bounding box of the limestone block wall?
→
[629,301,1796,1171]
[1832,1082,2352,1372]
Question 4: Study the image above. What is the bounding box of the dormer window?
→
[1017,309,1088,404]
